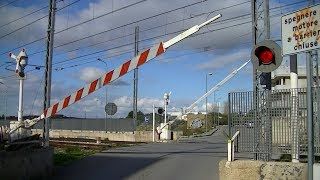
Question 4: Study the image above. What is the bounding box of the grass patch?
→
[183,127,208,136]
[53,142,141,166]
[277,154,292,162]
[54,147,98,166]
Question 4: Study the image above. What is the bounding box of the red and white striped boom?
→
[14,14,222,132]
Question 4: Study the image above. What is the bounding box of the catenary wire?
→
[0,0,80,40]
[0,0,221,56]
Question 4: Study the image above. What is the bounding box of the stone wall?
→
[31,129,183,142]
[219,159,308,180]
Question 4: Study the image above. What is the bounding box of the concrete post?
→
[290,54,299,163]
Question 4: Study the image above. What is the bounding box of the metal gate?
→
[229,88,320,161]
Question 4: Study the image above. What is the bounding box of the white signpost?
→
[281,4,320,55]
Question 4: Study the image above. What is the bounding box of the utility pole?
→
[43,0,56,147]
[133,26,139,130]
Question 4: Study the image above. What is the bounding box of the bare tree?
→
[223,101,229,115]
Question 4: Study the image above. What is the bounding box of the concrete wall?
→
[219,159,307,180]
[0,147,53,180]
[31,129,183,142]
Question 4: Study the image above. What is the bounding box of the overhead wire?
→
[45,27,255,70]
[39,0,212,53]
[28,0,304,60]
[18,0,295,72]
[0,7,303,78]
[0,0,307,73]
[0,0,20,9]
[0,17,252,79]
[0,0,215,57]
[49,5,288,71]
[54,0,147,36]
[0,0,80,40]
[50,8,283,67]
[28,71,44,116]
[50,20,253,70]
[0,4,48,28]
[0,0,308,118]
[27,0,252,58]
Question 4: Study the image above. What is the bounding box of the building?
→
[271,65,309,90]
[269,65,311,146]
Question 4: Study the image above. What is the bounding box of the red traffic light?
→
[251,40,282,73]
[255,46,274,65]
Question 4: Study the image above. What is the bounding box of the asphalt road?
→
[51,127,252,180]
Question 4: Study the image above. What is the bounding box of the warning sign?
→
[281,4,320,55]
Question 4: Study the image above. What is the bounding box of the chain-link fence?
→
[229,88,320,161]
[0,118,135,132]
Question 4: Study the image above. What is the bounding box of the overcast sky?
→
[0,0,313,118]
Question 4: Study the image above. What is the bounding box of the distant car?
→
[245,121,254,128]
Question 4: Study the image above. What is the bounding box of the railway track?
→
[49,137,141,149]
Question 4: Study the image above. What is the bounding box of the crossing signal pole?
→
[9,49,28,123]
[251,0,273,161]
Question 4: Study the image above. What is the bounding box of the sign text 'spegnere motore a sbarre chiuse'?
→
[282,4,320,55]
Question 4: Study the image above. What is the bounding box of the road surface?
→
[51,127,252,180]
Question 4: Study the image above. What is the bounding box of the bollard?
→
[223,130,240,162]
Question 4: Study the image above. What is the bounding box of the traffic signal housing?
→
[251,40,282,73]
[9,48,28,79]
[158,107,164,114]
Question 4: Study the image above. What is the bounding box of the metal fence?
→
[0,118,135,132]
[228,88,320,161]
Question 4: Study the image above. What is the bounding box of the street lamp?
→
[0,82,7,121]
[206,73,213,132]
[97,58,108,131]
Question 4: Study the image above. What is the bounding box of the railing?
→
[229,88,320,161]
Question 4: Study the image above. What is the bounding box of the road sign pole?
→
[307,52,314,180]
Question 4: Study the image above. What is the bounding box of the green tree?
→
[126,111,145,125]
